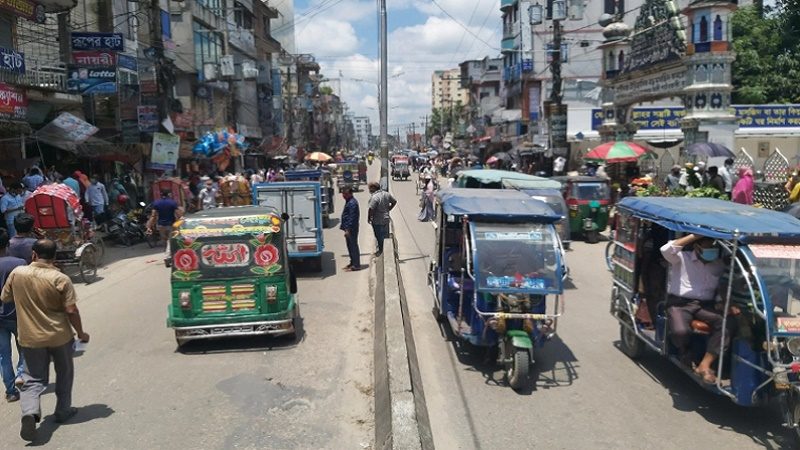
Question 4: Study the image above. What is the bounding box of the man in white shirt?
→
[197,178,218,210]
[660,233,726,384]
[84,175,108,218]
[718,158,734,195]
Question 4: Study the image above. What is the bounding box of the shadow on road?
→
[177,331,304,355]
[615,341,791,449]
[29,403,114,446]
[437,315,579,396]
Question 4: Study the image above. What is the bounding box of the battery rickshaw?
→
[25,184,104,283]
[428,188,565,390]
[607,196,800,440]
[552,175,611,243]
[167,206,299,346]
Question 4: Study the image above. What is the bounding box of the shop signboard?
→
[0,82,27,120]
[0,0,44,23]
[148,132,180,171]
[117,53,137,72]
[70,32,125,52]
[137,105,159,132]
[67,66,117,95]
[71,50,116,67]
[549,103,568,157]
[613,65,686,105]
[0,48,25,74]
[590,105,800,130]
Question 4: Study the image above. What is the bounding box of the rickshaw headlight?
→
[787,338,800,356]
[179,291,191,309]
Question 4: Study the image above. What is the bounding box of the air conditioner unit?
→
[242,61,259,79]
[203,63,218,81]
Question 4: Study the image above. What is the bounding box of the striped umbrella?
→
[583,141,648,163]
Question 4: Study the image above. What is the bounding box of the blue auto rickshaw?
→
[428,188,565,391]
[608,197,800,441]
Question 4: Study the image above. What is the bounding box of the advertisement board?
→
[70,32,125,51]
[590,105,800,130]
[149,132,180,171]
[67,66,117,95]
[137,105,159,132]
[0,0,44,23]
[0,48,25,74]
[72,50,116,67]
[0,82,27,120]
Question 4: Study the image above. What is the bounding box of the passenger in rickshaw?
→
[660,233,728,383]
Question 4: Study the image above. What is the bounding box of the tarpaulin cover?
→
[455,169,561,189]
[436,188,560,223]
[618,197,800,242]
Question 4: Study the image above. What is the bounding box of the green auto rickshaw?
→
[551,175,611,243]
[167,206,299,346]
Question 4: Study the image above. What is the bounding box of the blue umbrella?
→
[686,142,735,158]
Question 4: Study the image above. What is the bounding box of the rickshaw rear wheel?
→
[507,348,530,391]
[78,247,98,284]
[92,236,106,266]
[620,319,644,359]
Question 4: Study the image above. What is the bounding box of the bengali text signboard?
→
[0,82,27,120]
[70,32,124,51]
[0,0,44,23]
[591,105,800,130]
[71,50,116,67]
[0,47,25,74]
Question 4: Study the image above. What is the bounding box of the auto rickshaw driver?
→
[660,233,728,384]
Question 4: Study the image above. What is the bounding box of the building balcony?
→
[0,59,68,92]
[500,0,517,11]
[229,27,257,57]
[191,1,224,30]
[503,23,517,40]
[501,37,516,53]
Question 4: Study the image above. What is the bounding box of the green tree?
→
[319,86,334,95]
[731,4,800,103]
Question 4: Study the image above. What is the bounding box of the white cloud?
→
[298,0,376,23]
[296,18,360,57]
[301,1,502,136]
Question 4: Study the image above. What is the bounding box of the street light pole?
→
[379,0,389,190]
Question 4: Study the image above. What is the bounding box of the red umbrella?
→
[486,155,499,164]
[584,141,648,163]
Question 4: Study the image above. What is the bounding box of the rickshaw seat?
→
[691,320,712,335]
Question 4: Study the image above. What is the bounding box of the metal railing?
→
[0,59,68,91]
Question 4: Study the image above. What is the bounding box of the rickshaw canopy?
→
[455,169,561,189]
[177,206,282,238]
[618,197,800,242]
[25,183,83,227]
[437,188,560,223]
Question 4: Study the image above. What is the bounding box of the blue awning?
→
[618,197,800,242]
[437,188,560,223]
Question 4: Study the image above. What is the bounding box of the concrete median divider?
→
[372,222,433,450]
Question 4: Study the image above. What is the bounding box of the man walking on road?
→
[0,230,25,403]
[8,214,37,263]
[340,187,361,271]
[0,239,90,441]
[367,182,396,257]
[85,175,109,219]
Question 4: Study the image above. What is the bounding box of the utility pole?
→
[411,121,416,149]
[422,115,428,147]
[149,0,167,119]
[378,0,389,189]
[548,4,568,168]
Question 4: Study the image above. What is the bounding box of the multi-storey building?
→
[431,69,469,110]
[459,57,503,138]
[352,116,372,150]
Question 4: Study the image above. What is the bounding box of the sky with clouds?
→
[292,0,503,138]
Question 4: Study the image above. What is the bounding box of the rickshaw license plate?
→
[211,325,253,335]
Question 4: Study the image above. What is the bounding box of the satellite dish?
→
[598,13,614,28]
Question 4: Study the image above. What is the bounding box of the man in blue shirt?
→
[62,175,80,197]
[150,190,181,246]
[21,168,43,193]
[0,183,25,238]
[8,214,37,264]
[0,229,26,402]
[340,187,361,271]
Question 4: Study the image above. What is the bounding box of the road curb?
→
[371,221,433,450]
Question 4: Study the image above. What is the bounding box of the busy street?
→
[4,0,800,448]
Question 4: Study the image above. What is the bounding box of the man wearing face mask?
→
[660,233,726,384]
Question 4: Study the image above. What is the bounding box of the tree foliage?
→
[731,3,800,103]
[428,102,465,138]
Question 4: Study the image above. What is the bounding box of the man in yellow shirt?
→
[0,239,90,441]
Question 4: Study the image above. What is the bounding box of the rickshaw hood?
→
[618,197,800,242]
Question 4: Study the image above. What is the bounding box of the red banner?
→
[0,82,27,120]
[72,50,117,67]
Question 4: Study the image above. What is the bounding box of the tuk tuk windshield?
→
[749,244,800,331]
[472,222,560,293]
[572,182,609,201]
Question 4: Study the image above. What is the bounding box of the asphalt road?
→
[0,191,375,449]
[389,174,792,450]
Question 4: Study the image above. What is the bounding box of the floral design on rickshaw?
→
[250,233,282,275]
[172,237,203,280]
